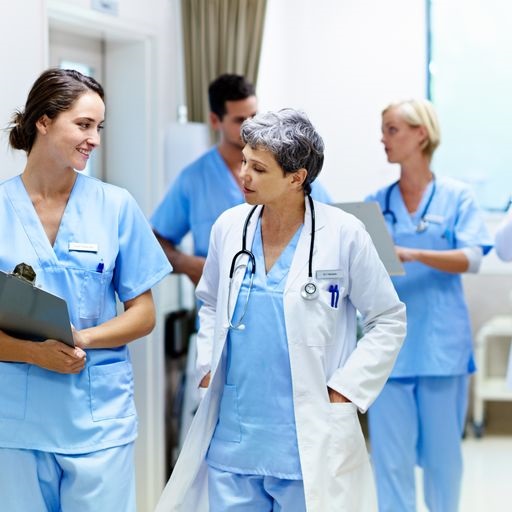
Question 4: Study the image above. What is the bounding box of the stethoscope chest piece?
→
[301,280,319,300]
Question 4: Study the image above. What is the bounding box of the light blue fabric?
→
[0,173,171,453]
[207,219,302,479]
[0,443,136,512]
[150,146,331,257]
[208,465,306,512]
[368,376,468,512]
[366,176,492,377]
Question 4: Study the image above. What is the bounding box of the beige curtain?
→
[181,0,267,123]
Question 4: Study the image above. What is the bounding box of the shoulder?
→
[365,181,396,203]
[215,203,255,228]
[78,174,137,214]
[177,146,219,178]
[435,176,477,204]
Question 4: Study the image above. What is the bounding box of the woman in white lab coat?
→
[155,109,406,512]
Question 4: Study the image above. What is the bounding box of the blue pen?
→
[329,284,340,308]
[96,260,104,273]
[334,284,340,308]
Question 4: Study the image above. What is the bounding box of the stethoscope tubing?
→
[227,195,316,329]
[382,176,436,232]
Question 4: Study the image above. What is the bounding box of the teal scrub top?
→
[367,177,492,377]
[0,173,171,453]
[207,219,303,479]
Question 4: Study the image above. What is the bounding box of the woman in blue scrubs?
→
[0,69,171,511]
[155,109,406,512]
[367,99,492,512]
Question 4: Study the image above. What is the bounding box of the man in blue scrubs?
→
[151,74,331,285]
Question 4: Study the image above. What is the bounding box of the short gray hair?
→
[240,109,324,195]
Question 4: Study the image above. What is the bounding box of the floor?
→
[416,435,512,511]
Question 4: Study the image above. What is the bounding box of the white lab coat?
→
[155,200,406,512]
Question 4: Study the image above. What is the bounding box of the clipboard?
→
[0,265,74,347]
[335,201,405,276]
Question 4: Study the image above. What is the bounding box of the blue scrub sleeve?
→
[150,173,191,245]
[453,187,493,255]
[114,191,172,302]
[310,180,332,204]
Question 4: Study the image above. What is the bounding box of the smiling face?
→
[36,91,105,171]
[240,145,306,206]
[381,106,427,165]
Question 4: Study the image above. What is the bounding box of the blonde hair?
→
[383,99,440,158]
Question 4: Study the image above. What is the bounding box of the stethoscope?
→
[382,176,436,233]
[227,195,318,331]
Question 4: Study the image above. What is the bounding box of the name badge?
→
[423,214,444,224]
[316,269,343,279]
[68,242,99,253]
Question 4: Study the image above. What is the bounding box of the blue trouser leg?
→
[0,443,136,512]
[417,375,467,512]
[208,466,306,512]
[369,377,418,512]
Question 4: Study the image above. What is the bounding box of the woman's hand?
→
[328,386,350,403]
[395,245,470,273]
[396,245,418,262]
[30,340,86,374]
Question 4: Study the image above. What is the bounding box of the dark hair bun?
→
[8,111,28,151]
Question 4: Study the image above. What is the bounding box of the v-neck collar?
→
[392,180,435,228]
[6,173,82,266]
[253,217,303,287]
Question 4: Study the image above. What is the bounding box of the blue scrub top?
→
[207,219,302,479]
[150,146,331,257]
[367,177,492,377]
[0,173,171,453]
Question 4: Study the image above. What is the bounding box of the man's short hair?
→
[208,74,256,119]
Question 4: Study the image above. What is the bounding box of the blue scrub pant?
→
[368,376,468,512]
[208,466,307,512]
[0,443,135,512]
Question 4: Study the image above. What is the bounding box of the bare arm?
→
[396,246,469,273]
[75,290,156,349]
[0,330,86,374]
[154,232,205,285]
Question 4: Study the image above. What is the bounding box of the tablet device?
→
[335,201,405,276]
[0,270,74,347]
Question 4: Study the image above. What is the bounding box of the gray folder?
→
[0,270,74,347]
[335,201,405,276]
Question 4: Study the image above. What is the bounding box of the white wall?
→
[0,3,47,179]
[258,0,427,202]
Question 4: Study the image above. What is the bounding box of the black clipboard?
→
[0,265,74,347]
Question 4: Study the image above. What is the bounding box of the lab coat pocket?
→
[89,361,136,421]
[214,384,242,443]
[328,402,368,475]
[79,271,107,319]
[302,283,344,347]
[0,363,28,420]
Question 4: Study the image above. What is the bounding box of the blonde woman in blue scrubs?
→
[367,99,492,512]
[155,109,406,512]
[0,69,171,511]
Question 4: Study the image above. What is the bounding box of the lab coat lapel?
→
[285,198,322,293]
